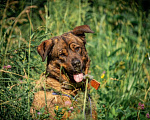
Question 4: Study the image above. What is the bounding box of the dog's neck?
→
[35,72,84,96]
[46,62,68,81]
[45,76,79,96]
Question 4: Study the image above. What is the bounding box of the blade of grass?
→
[83,78,89,119]
[27,1,33,119]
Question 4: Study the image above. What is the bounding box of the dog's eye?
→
[59,52,64,56]
[59,49,67,56]
[59,51,65,56]
[75,47,80,52]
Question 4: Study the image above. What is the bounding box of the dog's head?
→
[37,25,94,83]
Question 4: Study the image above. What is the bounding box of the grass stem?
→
[83,78,88,119]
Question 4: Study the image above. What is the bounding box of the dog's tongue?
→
[73,73,83,82]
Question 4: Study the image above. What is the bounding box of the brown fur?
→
[30,25,97,119]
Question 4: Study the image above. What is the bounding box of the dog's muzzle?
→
[71,58,81,72]
[71,58,83,83]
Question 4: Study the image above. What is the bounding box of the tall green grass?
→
[0,0,150,119]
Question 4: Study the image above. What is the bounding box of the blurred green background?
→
[0,0,150,119]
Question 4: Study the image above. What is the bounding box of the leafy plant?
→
[0,0,149,119]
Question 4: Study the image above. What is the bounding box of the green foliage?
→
[0,0,150,119]
[54,106,65,120]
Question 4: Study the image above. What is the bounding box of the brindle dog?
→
[30,25,96,119]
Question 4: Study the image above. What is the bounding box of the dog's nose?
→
[72,59,81,69]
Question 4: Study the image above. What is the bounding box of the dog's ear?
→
[72,25,94,35]
[37,40,54,62]
[72,25,94,43]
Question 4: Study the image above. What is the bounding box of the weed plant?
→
[0,0,150,119]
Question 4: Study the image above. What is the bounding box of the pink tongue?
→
[73,73,83,82]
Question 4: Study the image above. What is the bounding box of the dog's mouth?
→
[73,73,84,83]
[63,68,84,83]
